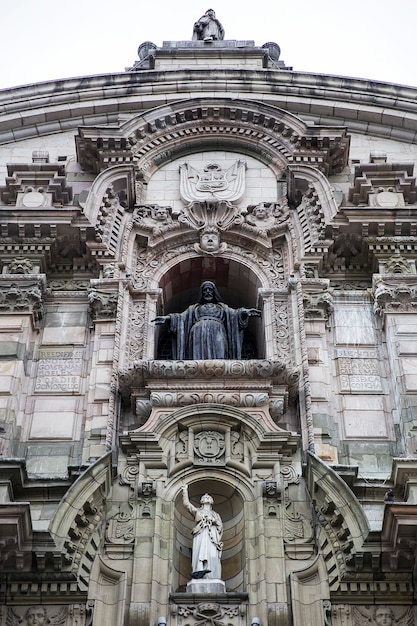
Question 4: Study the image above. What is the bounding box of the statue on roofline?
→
[193,9,225,41]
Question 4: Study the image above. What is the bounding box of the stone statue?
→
[152,280,261,359]
[192,9,225,41]
[182,485,223,579]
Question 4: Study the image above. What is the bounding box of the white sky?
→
[1,0,416,91]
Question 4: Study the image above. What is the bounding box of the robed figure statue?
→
[182,485,223,579]
[153,281,260,360]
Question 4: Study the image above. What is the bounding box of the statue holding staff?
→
[181,485,223,580]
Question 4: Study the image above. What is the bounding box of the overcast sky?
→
[1,0,416,91]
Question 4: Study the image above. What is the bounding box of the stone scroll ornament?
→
[181,485,223,580]
[152,281,261,359]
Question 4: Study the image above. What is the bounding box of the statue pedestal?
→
[186,578,226,594]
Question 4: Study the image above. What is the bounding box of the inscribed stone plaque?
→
[35,345,83,393]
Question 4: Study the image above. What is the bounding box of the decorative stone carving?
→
[105,504,135,559]
[173,603,245,626]
[6,607,67,626]
[0,161,73,206]
[302,286,334,320]
[383,253,412,274]
[194,431,226,464]
[128,301,146,361]
[179,161,246,204]
[47,279,90,291]
[95,185,127,250]
[0,280,44,324]
[352,605,414,626]
[263,480,281,500]
[244,200,289,236]
[126,358,290,383]
[88,289,118,320]
[149,391,268,408]
[194,228,227,255]
[349,160,417,206]
[119,464,140,492]
[133,204,178,236]
[7,257,34,274]
[102,263,116,278]
[373,277,417,315]
[175,430,189,462]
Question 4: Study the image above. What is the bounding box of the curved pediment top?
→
[76,97,350,177]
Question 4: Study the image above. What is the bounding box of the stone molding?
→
[118,359,299,400]
[2,71,417,146]
[76,98,350,177]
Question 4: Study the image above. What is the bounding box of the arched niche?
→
[154,256,266,359]
[173,478,245,592]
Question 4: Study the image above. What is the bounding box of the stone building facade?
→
[1,13,417,626]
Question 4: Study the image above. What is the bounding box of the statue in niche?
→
[152,280,261,359]
[192,9,225,41]
[181,484,223,579]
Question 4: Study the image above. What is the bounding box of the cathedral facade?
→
[1,12,417,626]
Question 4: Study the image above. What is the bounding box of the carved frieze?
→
[119,359,299,402]
[149,391,269,408]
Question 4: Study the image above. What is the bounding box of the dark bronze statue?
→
[153,281,260,359]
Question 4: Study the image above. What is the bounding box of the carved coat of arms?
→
[179,161,246,204]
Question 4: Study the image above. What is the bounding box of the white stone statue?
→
[192,9,225,41]
[181,484,223,579]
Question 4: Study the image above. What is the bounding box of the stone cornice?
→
[1,70,417,145]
